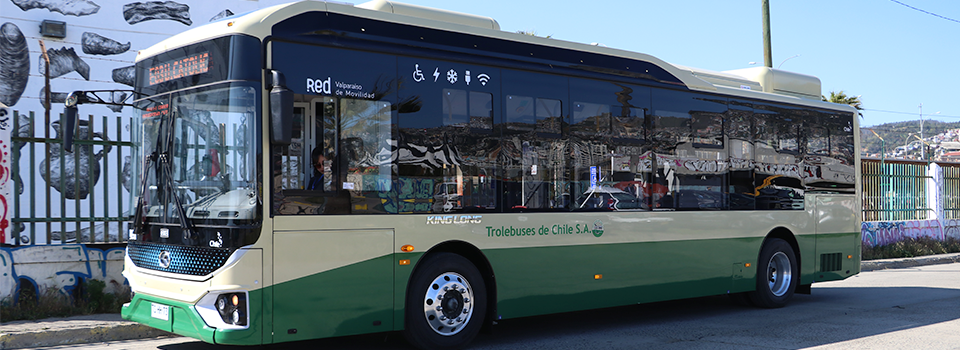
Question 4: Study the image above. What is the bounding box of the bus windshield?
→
[131,83,259,227]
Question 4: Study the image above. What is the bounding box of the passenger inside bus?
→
[308,147,328,191]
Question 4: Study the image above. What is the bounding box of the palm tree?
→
[822,90,863,110]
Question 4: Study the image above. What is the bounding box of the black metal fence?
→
[11,111,133,245]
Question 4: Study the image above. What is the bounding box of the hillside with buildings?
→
[861,120,960,162]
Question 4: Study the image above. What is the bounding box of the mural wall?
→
[0,104,12,245]
[861,219,960,247]
[0,0,294,244]
[0,244,126,302]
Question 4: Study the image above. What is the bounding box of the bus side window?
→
[317,99,337,192]
[501,70,568,212]
[339,99,394,214]
[279,105,306,190]
[306,147,329,191]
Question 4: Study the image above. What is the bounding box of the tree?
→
[822,90,863,110]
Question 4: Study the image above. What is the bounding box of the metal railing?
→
[943,164,960,220]
[861,159,930,221]
[12,111,133,245]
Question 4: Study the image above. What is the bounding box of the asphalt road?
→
[49,263,960,350]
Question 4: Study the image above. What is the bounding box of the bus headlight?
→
[215,293,247,326]
[196,291,249,329]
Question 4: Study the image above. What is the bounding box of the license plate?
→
[151,302,169,321]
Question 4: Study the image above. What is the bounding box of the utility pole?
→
[919,103,924,160]
[762,0,772,68]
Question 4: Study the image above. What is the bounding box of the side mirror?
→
[269,70,293,145]
[63,105,78,152]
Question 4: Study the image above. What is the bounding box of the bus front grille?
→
[127,241,231,276]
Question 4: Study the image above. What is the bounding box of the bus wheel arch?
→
[403,241,496,349]
[749,228,800,308]
[418,241,497,322]
[764,227,801,268]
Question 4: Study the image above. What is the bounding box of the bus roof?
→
[136,0,845,109]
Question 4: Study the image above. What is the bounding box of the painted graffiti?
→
[0,103,9,244]
[944,219,960,240]
[729,157,752,170]
[679,159,728,174]
[861,219,949,247]
[756,163,800,178]
[0,244,126,302]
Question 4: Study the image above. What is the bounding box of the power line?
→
[889,0,960,24]
[862,108,960,120]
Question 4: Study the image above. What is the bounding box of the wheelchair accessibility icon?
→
[413,64,425,82]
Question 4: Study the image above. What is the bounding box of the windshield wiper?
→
[158,151,197,241]
[131,150,156,236]
[131,128,163,237]
[135,106,198,241]
[132,130,196,240]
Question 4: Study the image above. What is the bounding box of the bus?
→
[114,1,861,348]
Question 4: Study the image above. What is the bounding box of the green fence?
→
[944,164,960,220]
[11,111,133,245]
[861,159,931,222]
[860,158,960,222]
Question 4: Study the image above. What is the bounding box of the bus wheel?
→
[749,238,797,308]
[404,253,487,350]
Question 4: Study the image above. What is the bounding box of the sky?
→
[393,0,960,128]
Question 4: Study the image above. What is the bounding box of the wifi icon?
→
[477,73,491,86]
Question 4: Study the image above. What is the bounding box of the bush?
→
[862,237,960,260]
[0,279,131,322]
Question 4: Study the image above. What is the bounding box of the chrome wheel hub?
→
[767,251,792,297]
[422,272,474,336]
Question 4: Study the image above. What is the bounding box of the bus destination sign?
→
[148,52,210,85]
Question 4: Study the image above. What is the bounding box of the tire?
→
[748,238,798,308]
[404,253,487,350]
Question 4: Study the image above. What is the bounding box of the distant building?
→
[939,151,960,163]
[941,141,960,152]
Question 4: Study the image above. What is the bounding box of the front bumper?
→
[121,290,263,345]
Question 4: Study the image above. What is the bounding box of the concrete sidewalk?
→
[3,253,959,350]
[0,313,171,349]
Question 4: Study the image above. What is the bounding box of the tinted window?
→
[803,110,855,192]
[753,103,804,210]
[726,100,756,210]
[272,44,397,215]
[570,78,651,211]
[398,57,501,213]
[691,97,725,149]
[651,91,727,210]
[501,70,568,211]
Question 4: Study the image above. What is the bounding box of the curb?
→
[860,252,960,272]
[0,317,172,350]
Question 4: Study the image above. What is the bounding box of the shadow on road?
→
[158,286,960,350]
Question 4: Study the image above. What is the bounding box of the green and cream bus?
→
[118,1,861,348]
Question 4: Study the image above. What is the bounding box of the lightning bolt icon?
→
[433,67,440,82]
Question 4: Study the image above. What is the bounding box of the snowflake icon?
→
[446,69,458,84]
